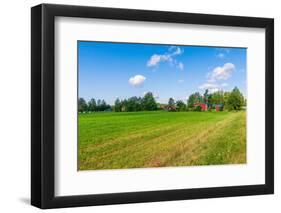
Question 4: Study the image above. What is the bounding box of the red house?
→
[215,104,223,112]
[215,105,220,112]
[194,103,207,111]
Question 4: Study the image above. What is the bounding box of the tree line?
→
[186,87,246,111]
[114,92,157,112]
[78,98,111,112]
[78,92,157,113]
[78,87,246,113]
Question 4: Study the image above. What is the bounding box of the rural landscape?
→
[78,41,247,170]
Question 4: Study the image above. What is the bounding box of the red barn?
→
[194,103,207,111]
[215,105,220,112]
[215,104,223,112]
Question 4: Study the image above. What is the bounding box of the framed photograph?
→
[31,4,274,209]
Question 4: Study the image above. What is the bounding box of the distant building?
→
[215,104,223,112]
[194,102,207,111]
[194,102,223,111]
[165,105,177,111]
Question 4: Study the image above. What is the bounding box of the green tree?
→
[224,92,230,103]
[126,96,142,112]
[168,98,175,107]
[100,99,107,111]
[88,98,97,112]
[210,91,224,105]
[194,105,202,111]
[203,89,209,103]
[187,92,202,110]
[176,100,186,111]
[78,98,88,112]
[187,94,196,110]
[142,92,157,111]
[114,98,122,112]
[94,99,111,111]
[96,99,101,111]
[121,99,128,112]
[226,87,244,110]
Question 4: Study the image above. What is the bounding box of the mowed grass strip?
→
[78,111,246,170]
[159,111,246,167]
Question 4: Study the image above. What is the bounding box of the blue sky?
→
[78,41,246,105]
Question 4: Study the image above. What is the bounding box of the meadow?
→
[78,111,246,170]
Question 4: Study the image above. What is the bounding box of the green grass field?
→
[78,111,246,170]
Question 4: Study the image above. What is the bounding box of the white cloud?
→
[207,63,235,82]
[147,54,172,67]
[177,62,184,70]
[209,88,219,93]
[177,79,184,84]
[199,83,218,90]
[147,54,162,67]
[199,82,230,93]
[198,83,220,93]
[147,46,184,70]
[168,46,183,54]
[170,46,183,55]
[128,75,146,87]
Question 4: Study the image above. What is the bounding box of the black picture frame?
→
[31,3,274,209]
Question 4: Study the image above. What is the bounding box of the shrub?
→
[194,105,202,112]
